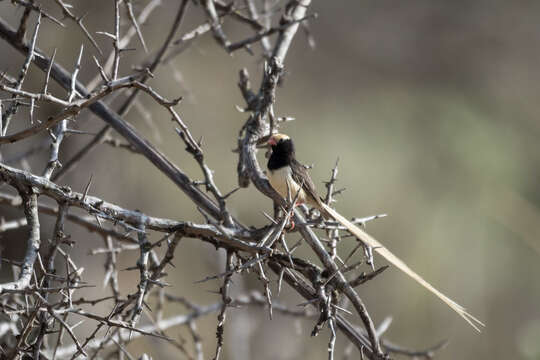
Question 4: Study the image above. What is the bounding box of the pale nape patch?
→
[270,133,290,142]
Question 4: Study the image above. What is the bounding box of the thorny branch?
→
[0,1,450,359]
[0,186,39,292]
[212,251,233,360]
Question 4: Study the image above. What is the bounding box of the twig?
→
[41,48,56,94]
[48,310,88,357]
[2,13,41,136]
[189,321,204,360]
[242,0,272,56]
[255,254,273,319]
[11,0,64,28]
[0,188,40,293]
[267,261,378,359]
[0,192,137,243]
[15,0,32,41]
[328,316,337,360]
[86,0,162,91]
[213,251,233,360]
[131,219,149,328]
[123,0,148,52]
[41,45,83,179]
[32,202,69,356]
[0,163,268,253]
[52,0,102,54]
[112,0,121,80]
[49,1,192,190]
[383,339,449,359]
[202,0,230,49]
[349,266,389,288]
[50,304,223,359]
[272,0,311,62]
[227,13,316,53]
[194,253,269,284]
[68,44,84,103]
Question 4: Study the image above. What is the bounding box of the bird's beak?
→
[256,135,273,149]
[264,139,274,159]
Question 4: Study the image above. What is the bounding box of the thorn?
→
[81,174,93,203]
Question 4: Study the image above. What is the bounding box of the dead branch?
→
[0,2,454,359]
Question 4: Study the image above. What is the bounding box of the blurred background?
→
[1,0,540,359]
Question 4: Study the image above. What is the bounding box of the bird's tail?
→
[319,202,484,332]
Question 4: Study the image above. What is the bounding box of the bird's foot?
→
[285,219,295,231]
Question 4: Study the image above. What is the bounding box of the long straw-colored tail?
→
[320,203,484,331]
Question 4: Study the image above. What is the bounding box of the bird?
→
[266,133,484,331]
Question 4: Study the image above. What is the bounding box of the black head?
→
[267,134,295,170]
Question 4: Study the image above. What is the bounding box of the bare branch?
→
[50,303,222,359]
[112,0,121,80]
[2,12,41,136]
[202,0,230,49]
[0,2,464,359]
[123,0,148,52]
[132,220,150,327]
[48,1,193,192]
[52,0,103,54]
[11,0,64,28]
[212,251,233,360]
[0,188,40,293]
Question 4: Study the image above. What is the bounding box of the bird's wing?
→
[320,202,484,332]
[290,159,321,206]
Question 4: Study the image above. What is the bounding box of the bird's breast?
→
[267,166,305,202]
